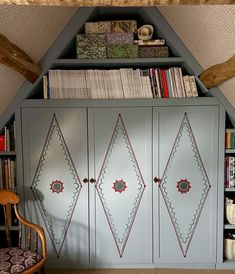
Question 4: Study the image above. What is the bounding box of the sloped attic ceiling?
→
[0,5,234,124]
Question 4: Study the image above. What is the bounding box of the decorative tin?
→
[85,21,111,34]
[139,46,169,58]
[77,46,106,59]
[76,33,106,48]
[106,32,134,45]
[107,44,138,59]
[111,20,137,34]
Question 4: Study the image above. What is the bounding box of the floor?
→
[46,269,235,274]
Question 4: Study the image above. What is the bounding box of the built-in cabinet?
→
[18,99,224,268]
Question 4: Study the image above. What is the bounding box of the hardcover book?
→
[0,135,5,151]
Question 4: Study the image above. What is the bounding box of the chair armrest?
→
[13,204,47,258]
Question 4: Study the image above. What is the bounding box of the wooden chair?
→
[0,189,47,273]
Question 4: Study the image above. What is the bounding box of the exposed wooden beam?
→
[0,0,234,5]
[0,34,41,83]
[200,55,235,89]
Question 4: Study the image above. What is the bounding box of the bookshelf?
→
[224,132,235,264]
[0,119,18,248]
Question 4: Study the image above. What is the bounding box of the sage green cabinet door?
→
[88,108,152,266]
[153,106,219,264]
[21,108,89,268]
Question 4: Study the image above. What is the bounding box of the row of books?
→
[225,156,235,188]
[0,158,16,190]
[226,129,235,149]
[0,121,16,152]
[43,68,198,99]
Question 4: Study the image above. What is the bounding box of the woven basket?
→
[226,204,235,224]
[224,239,235,260]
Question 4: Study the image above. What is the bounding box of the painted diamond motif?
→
[96,114,146,257]
[31,114,82,257]
[159,113,211,257]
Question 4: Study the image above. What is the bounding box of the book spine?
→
[225,156,229,188]
[0,135,5,152]
[161,69,169,98]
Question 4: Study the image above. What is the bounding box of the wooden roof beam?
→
[0,34,41,83]
[200,55,235,89]
[0,0,234,5]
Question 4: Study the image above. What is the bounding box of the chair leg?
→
[40,266,46,274]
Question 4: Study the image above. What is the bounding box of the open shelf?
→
[226,149,235,154]
[0,151,16,156]
[224,224,235,229]
[225,188,235,192]
[0,225,19,231]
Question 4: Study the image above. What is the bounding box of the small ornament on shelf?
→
[137,25,154,41]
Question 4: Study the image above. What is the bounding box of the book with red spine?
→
[161,69,169,98]
[0,135,5,151]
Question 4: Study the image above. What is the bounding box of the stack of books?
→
[226,129,235,149]
[225,156,235,188]
[0,158,16,189]
[0,122,16,152]
[44,68,198,99]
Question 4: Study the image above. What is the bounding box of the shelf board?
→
[226,149,235,153]
[0,225,19,231]
[53,57,184,68]
[0,151,16,156]
[225,188,235,192]
[217,261,235,269]
[224,224,235,229]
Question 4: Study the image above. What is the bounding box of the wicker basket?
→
[226,204,235,224]
[224,239,235,260]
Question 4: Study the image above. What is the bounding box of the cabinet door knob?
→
[90,178,96,184]
[83,178,89,183]
[153,177,161,183]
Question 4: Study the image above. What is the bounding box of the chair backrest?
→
[0,190,19,205]
[0,189,46,258]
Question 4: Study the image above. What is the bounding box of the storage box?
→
[76,33,106,48]
[107,45,138,59]
[111,20,137,34]
[106,33,134,45]
[77,46,106,59]
[139,46,169,58]
[85,21,111,34]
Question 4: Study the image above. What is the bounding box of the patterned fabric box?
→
[107,45,138,59]
[76,33,106,48]
[138,46,169,58]
[77,46,106,59]
[106,33,134,45]
[85,22,111,34]
[111,20,137,34]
